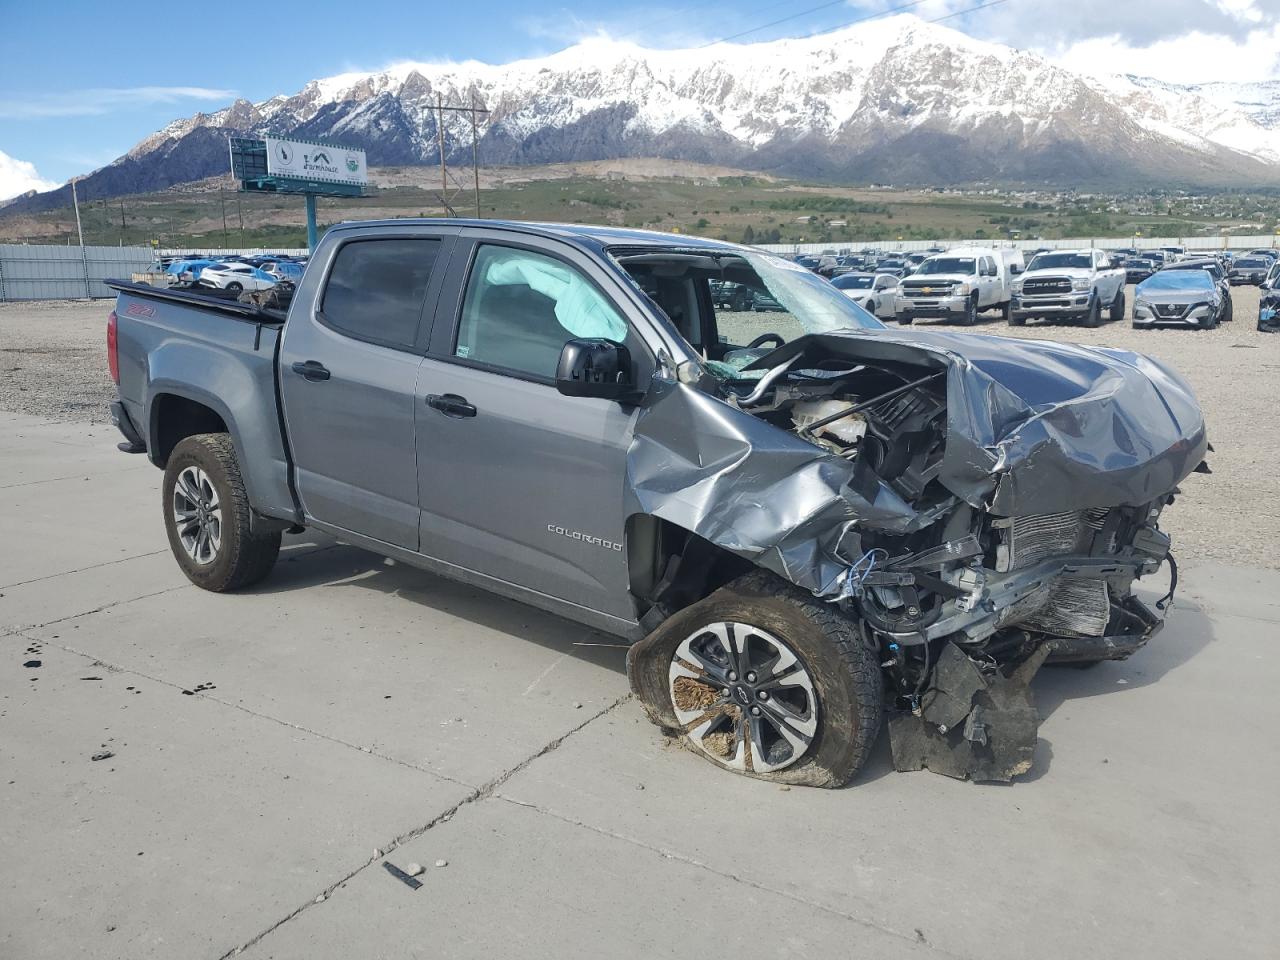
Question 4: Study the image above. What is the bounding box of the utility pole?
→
[236,193,244,241]
[221,186,229,247]
[470,91,481,218]
[432,98,489,219]
[70,178,91,297]
[119,199,126,242]
[437,94,448,212]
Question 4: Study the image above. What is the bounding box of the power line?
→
[700,0,864,47]
[699,0,1018,50]
[925,0,1011,24]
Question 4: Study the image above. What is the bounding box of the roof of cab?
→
[330,218,747,252]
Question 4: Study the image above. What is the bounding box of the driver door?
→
[413,234,652,620]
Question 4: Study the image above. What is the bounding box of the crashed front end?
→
[630,328,1208,781]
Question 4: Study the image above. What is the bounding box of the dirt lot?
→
[1,288,1276,568]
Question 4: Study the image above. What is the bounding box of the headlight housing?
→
[1071,278,1091,291]
[1011,279,1023,294]
[1188,304,1211,318]
[955,282,971,296]
[1133,299,1153,318]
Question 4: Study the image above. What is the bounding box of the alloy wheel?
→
[668,622,818,774]
[172,466,222,565]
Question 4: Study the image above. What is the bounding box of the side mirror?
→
[556,338,637,401]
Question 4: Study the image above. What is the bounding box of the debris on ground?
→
[888,642,1050,782]
[671,676,719,712]
[382,862,423,890]
[405,863,425,877]
[91,751,115,762]
[434,860,448,868]
[23,660,41,668]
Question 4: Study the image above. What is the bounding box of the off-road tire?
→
[627,570,884,788]
[1082,296,1103,328]
[1109,288,1126,322]
[162,433,280,592]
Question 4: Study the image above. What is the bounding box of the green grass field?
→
[5,165,1278,249]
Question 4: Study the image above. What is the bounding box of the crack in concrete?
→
[7,629,481,791]
[216,693,633,959]
[0,466,148,490]
[491,793,963,958]
[0,584,191,638]
[0,549,169,591]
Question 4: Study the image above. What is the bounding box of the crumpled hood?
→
[746,328,1209,517]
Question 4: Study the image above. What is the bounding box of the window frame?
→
[315,234,449,354]
[430,236,654,388]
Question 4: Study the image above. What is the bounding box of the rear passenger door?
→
[280,229,455,549]
[412,232,653,620]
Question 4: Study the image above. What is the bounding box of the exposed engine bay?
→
[617,247,1209,781]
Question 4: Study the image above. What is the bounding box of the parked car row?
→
[764,243,1277,332]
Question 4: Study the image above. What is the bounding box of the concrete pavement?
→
[2,411,1277,959]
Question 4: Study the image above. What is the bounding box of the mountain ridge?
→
[8,15,1280,215]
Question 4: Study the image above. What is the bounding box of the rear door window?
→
[321,238,441,350]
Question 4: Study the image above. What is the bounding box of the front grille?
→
[902,282,953,296]
[1018,578,1111,637]
[1022,276,1072,295]
[995,509,1109,573]
[1154,303,1186,318]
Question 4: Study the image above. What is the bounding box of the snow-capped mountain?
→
[11,15,1280,214]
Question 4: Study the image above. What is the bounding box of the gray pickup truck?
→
[107,220,1209,786]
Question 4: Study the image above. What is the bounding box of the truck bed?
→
[107,278,298,524]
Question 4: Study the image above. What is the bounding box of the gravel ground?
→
[2,289,1276,568]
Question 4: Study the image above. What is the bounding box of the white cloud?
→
[922,0,1280,83]
[0,149,59,201]
[0,86,237,119]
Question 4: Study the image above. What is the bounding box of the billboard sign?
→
[265,136,367,187]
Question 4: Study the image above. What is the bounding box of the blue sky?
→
[2,0,1278,199]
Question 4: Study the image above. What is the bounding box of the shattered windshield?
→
[614,247,884,380]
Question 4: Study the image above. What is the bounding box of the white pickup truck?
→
[1010,249,1126,327]
[894,247,1021,325]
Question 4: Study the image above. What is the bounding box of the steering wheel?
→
[747,333,786,349]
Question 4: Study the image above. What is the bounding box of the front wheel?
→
[628,571,884,787]
[897,313,914,325]
[1222,294,1233,323]
[961,294,978,326]
[225,281,243,294]
[162,433,281,592]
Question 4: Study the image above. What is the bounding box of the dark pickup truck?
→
[107,220,1209,786]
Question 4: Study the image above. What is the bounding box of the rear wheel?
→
[629,571,883,787]
[225,281,243,294]
[1109,288,1126,322]
[162,434,280,592]
[1000,299,1012,323]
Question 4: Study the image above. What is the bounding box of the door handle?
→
[291,360,331,381]
[425,393,477,418]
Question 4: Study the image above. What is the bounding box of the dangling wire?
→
[831,547,887,603]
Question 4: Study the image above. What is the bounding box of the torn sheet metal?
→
[627,329,1206,599]
[743,329,1209,517]
[627,379,919,595]
[1259,298,1280,333]
[888,642,1051,782]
